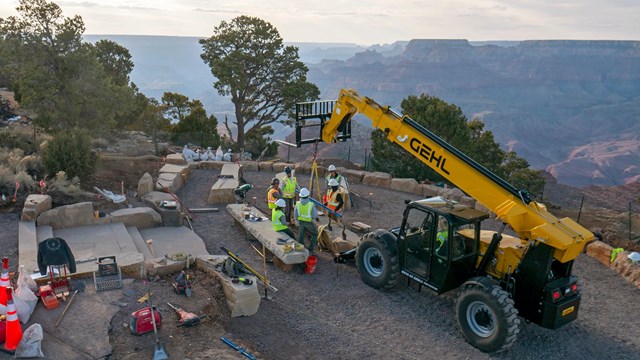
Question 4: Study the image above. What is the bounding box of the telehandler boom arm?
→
[302,88,593,262]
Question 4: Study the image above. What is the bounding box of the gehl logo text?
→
[409,138,450,175]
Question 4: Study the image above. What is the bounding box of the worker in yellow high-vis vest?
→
[294,188,319,254]
[272,199,295,239]
[281,166,299,224]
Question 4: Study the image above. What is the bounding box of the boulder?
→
[198,161,224,170]
[341,169,365,183]
[390,178,419,194]
[239,161,258,171]
[460,196,476,208]
[37,202,95,229]
[137,172,154,197]
[585,241,614,267]
[438,187,465,202]
[258,162,273,172]
[272,162,293,173]
[110,207,162,229]
[362,172,392,188]
[21,194,52,222]
[612,252,640,288]
[422,184,442,197]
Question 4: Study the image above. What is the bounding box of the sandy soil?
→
[0,165,639,359]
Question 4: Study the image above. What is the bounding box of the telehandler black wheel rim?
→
[466,301,495,337]
[363,247,384,277]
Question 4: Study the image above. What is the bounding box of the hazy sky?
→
[2,0,639,45]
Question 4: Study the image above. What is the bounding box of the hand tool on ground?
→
[172,270,192,297]
[309,197,347,240]
[231,277,253,285]
[220,337,256,360]
[147,287,168,360]
[166,302,207,327]
[220,247,277,292]
[146,239,156,258]
[54,289,78,327]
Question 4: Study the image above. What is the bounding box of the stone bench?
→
[207,163,242,204]
[226,204,308,271]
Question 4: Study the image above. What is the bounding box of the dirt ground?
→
[0,160,639,359]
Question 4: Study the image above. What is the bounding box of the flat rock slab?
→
[159,163,191,179]
[29,278,130,359]
[227,204,308,264]
[139,226,209,260]
[207,177,239,204]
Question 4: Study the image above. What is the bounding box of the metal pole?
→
[629,202,632,241]
[576,195,585,223]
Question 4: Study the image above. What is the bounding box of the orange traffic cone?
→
[4,287,22,353]
[0,258,9,306]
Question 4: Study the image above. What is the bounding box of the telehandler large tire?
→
[355,230,399,291]
[455,283,520,353]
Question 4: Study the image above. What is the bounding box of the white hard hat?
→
[328,178,339,186]
[299,188,310,197]
[628,252,640,264]
[328,165,336,172]
[275,199,286,208]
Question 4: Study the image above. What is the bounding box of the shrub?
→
[41,129,97,181]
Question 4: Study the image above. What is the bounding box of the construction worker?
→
[267,178,282,209]
[272,199,295,238]
[294,188,319,254]
[436,217,449,257]
[324,178,344,231]
[281,166,300,224]
[325,164,343,191]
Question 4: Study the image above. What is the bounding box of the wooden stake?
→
[55,290,79,327]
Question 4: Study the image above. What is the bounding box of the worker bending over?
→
[272,199,295,239]
[266,178,282,209]
[324,178,344,231]
[294,188,319,254]
[281,166,300,224]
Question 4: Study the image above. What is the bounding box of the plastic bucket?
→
[305,256,317,275]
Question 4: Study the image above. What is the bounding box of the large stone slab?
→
[37,202,95,229]
[18,221,38,275]
[110,207,163,229]
[272,162,293,173]
[21,194,52,221]
[438,187,465,202]
[196,256,260,317]
[141,191,184,226]
[159,163,191,179]
[156,172,181,193]
[362,172,392,188]
[207,178,239,204]
[166,153,187,165]
[611,252,640,289]
[227,204,308,265]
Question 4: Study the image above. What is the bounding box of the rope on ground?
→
[270,298,419,360]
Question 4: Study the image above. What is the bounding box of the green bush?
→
[0,129,34,153]
[41,129,97,181]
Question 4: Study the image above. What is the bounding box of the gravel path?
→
[0,167,638,359]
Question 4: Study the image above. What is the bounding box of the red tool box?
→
[129,306,162,335]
